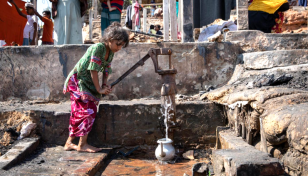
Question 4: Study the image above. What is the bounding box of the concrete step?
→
[0,137,40,170]
[225,30,308,52]
[241,49,308,70]
[213,129,285,176]
[0,100,226,147]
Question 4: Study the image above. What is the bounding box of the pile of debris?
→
[0,110,37,156]
[282,8,308,33]
[200,49,308,175]
[129,32,163,43]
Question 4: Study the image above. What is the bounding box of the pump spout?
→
[160,142,166,157]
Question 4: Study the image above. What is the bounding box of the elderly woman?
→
[50,0,87,45]
[248,0,289,33]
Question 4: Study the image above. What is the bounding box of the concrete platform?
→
[213,129,285,176]
[2,144,112,176]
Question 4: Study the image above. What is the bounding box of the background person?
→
[154,25,163,35]
[248,0,289,33]
[100,0,124,35]
[50,0,87,45]
[101,0,117,11]
[9,0,37,45]
[148,24,155,34]
[34,9,54,45]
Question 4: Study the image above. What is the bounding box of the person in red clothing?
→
[100,0,124,35]
[34,9,54,45]
[101,0,117,11]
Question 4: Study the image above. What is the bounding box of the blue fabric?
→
[299,0,307,6]
[22,38,29,46]
[176,2,178,17]
[22,38,32,45]
[151,8,155,17]
[101,8,121,36]
[156,30,163,35]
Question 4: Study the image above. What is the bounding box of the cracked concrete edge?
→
[71,148,113,176]
[0,137,40,170]
[215,126,230,150]
[213,129,285,175]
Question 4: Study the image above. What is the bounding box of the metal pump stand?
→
[108,48,178,140]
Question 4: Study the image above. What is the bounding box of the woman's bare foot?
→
[77,143,102,153]
[64,142,78,151]
[109,7,117,11]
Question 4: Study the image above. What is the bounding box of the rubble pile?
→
[129,32,163,43]
[282,8,308,33]
[0,109,36,156]
[201,50,308,176]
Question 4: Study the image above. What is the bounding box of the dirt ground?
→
[0,111,33,156]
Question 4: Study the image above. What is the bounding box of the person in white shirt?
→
[9,0,38,46]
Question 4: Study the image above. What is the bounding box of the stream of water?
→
[160,96,175,140]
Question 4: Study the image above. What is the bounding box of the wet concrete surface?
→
[2,143,111,176]
[0,141,213,176]
[99,148,212,176]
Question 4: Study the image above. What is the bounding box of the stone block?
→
[225,30,308,52]
[31,111,70,145]
[242,49,308,70]
[71,149,111,176]
[237,0,248,8]
[213,149,285,176]
[183,150,194,160]
[214,129,285,176]
[0,137,39,170]
[236,9,249,30]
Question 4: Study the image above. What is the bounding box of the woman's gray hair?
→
[100,22,129,48]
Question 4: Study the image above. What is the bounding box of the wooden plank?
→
[169,0,177,41]
[143,8,147,32]
[163,0,169,41]
[89,10,93,40]
[93,0,97,19]
[178,0,182,41]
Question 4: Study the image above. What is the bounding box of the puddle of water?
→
[102,150,208,176]
[102,158,197,176]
